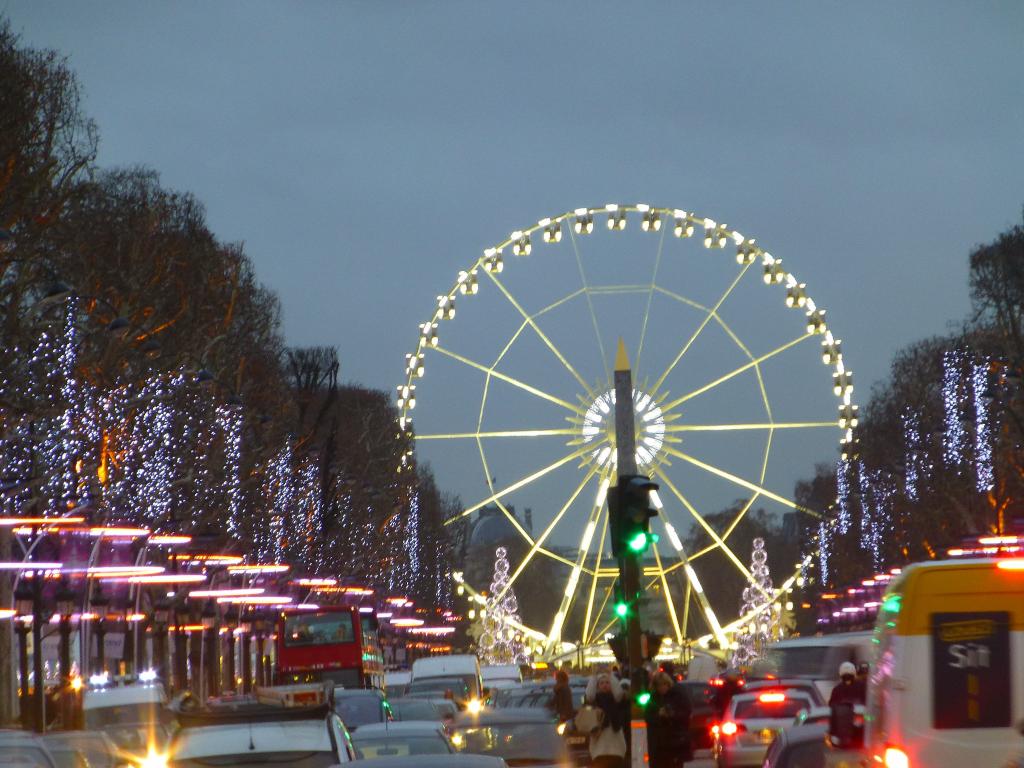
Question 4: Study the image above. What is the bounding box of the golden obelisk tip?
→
[615,338,631,372]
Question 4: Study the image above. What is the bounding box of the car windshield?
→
[734,697,811,720]
[170,752,337,768]
[391,699,440,720]
[44,753,86,768]
[334,694,382,726]
[407,678,468,697]
[0,746,54,768]
[284,613,354,647]
[452,722,565,765]
[354,736,450,759]
[766,646,832,677]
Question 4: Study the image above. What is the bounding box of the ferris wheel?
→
[396,203,856,654]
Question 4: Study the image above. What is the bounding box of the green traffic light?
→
[636,691,651,706]
[627,531,648,552]
[614,601,629,618]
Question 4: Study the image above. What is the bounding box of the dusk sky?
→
[5,2,1024,544]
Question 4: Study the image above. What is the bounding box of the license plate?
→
[760,729,775,743]
[567,736,587,746]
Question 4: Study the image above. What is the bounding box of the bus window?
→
[285,612,355,646]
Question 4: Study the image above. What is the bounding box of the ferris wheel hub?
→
[581,387,666,470]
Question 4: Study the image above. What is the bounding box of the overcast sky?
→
[5,2,1024,546]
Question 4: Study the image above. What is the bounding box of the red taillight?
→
[720,721,738,736]
[883,746,909,768]
[711,724,720,736]
[710,677,725,687]
[997,559,1024,571]
[758,692,786,703]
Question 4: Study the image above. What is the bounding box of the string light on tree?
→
[817,522,831,586]
[901,408,924,502]
[733,538,776,668]
[943,349,968,470]
[835,458,853,534]
[972,359,995,492]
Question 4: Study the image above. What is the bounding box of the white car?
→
[712,690,815,767]
[351,721,454,758]
[166,704,356,767]
[82,681,172,756]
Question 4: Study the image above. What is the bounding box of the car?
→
[41,731,120,768]
[167,693,356,767]
[335,757,506,768]
[792,706,831,728]
[388,698,445,722]
[410,655,483,703]
[680,680,718,750]
[350,720,454,759]
[742,679,826,709]
[332,687,390,730]
[449,707,569,768]
[404,676,471,702]
[712,690,816,767]
[481,664,522,688]
[385,671,411,697]
[0,730,58,768]
[82,681,173,757]
[761,723,828,768]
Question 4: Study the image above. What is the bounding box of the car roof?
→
[781,723,829,746]
[343,756,504,767]
[769,632,872,648]
[83,684,166,709]
[453,707,555,726]
[353,721,445,737]
[0,729,45,743]
[334,687,383,698]
[171,720,335,759]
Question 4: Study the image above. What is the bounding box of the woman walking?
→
[646,671,692,767]
[584,671,627,768]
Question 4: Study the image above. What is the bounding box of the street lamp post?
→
[90,585,109,677]
[172,591,188,694]
[152,595,171,684]
[224,605,239,693]
[240,609,253,693]
[29,572,48,733]
[55,580,75,729]
[201,599,219,699]
[14,579,34,729]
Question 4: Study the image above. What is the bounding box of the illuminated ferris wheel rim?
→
[395,202,858,653]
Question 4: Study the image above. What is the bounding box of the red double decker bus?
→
[275,606,384,689]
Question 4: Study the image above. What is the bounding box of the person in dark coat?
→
[551,668,576,723]
[646,671,692,768]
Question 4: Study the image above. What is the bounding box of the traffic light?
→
[609,474,660,558]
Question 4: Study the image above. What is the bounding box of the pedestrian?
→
[829,661,865,708]
[828,661,866,747]
[646,671,692,768]
[584,671,627,768]
[551,668,576,724]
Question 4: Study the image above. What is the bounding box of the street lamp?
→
[239,608,253,693]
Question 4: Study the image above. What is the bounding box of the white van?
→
[83,681,171,755]
[409,655,483,706]
[765,631,873,701]
[866,558,1024,768]
[481,664,522,689]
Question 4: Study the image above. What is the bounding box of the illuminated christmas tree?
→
[478,547,527,665]
[733,538,776,668]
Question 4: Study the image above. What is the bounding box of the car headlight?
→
[466,698,483,715]
[556,722,567,735]
[137,747,169,768]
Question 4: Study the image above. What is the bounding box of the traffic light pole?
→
[613,340,646,768]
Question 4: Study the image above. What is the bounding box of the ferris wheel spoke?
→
[416,428,579,441]
[434,345,585,415]
[650,540,683,645]
[651,467,757,581]
[493,468,605,604]
[443,444,594,525]
[567,225,611,384]
[582,511,610,647]
[659,446,821,518]
[652,261,754,392]
[634,223,667,377]
[665,421,838,433]
[481,270,596,399]
[661,332,814,412]
[544,475,610,648]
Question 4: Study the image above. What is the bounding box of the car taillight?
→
[710,677,725,687]
[720,721,738,736]
[883,746,909,768]
[758,692,786,703]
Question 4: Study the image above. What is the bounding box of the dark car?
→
[332,687,390,730]
[450,707,570,768]
[680,680,717,750]
[762,723,828,768]
[388,697,446,722]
